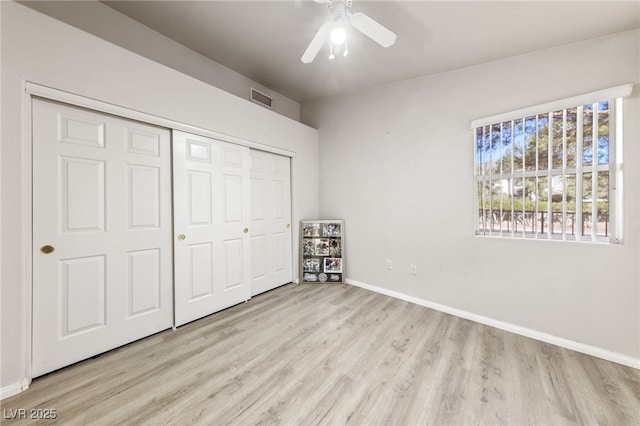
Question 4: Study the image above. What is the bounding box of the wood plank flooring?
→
[2,283,639,425]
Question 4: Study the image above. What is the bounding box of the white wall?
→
[302,30,640,365]
[0,2,318,394]
[19,1,301,121]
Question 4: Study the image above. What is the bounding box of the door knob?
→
[287,224,291,229]
[40,245,55,254]
[243,228,249,234]
[177,234,186,241]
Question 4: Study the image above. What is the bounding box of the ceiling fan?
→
[301,0,397,64]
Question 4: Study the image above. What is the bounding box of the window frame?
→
[471,85,631,244]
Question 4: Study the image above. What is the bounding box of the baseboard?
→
[0,379,29,400]
[346,278,640,369]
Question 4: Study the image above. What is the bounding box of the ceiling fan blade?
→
[350,12,397,48]
[301,22,332,64]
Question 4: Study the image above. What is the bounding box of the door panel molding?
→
[249,150,293,296]
[24,85,297,385]
[27,82,296,158]
[32,98,173,377]
[173,131,251,327]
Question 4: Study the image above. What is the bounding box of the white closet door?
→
[250,150,292,296]
[173,131,251,327]
[32,98,173,377]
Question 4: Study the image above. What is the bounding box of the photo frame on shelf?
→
[300,220,344,284]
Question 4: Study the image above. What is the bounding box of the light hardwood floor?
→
[2,283,639,425]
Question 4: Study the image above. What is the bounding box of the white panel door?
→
[173,131,251,326]
[32,98,173,377]
[250,150,292,296]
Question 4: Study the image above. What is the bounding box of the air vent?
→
[250,88,273,109]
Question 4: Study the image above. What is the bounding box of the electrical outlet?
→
[385,259,393,270]
[409,264,417,275]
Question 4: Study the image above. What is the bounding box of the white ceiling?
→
[101,1,639,103]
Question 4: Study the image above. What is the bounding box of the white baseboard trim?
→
[346,278,640,369]
[1,378,29,400]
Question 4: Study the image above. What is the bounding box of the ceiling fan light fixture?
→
[301,0,396,64]
[330,27,347,45]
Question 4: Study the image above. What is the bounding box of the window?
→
[472,86,630,243]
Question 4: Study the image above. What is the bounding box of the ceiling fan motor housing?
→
[327,0,352,20]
